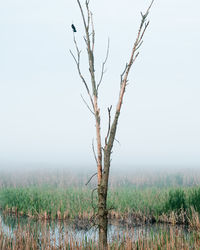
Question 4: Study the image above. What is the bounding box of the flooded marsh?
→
[0,168,200,249]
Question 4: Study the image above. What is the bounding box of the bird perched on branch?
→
[71,24,77,32]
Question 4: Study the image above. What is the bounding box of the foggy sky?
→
[0,0,200,169]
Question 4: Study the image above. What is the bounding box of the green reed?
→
[1,185,200,223]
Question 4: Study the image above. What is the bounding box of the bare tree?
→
[70,0,154,248]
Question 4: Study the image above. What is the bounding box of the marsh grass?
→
[1,185,200,230]
[1,169,200,248]
[0,223,200,249]
[0,187,92,220]
[0,187,166,220]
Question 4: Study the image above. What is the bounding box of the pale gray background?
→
[0,0,199,169]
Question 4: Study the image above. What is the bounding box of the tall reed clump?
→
[0,187,92,220]
[164,189,186,212]
[189,188,200,213]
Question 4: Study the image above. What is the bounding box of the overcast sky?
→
[0,0,199,170]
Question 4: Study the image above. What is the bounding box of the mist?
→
[0,0,200,170]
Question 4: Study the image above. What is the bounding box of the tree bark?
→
[98,184,108,249]
[97,112,120,249]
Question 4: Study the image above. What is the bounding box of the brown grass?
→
[0,222,200,249]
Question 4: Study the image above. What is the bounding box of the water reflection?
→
[0,211,188,244]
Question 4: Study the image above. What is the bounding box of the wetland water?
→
[0,212,188,244]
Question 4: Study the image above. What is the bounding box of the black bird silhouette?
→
[71,24,77,32]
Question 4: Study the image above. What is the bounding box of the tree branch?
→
[76,0,103,185]
[97,39,110,92]
[85,172,97,186]
[105,105,112,147]
[102,0,154,189]
[90,11,95,52]
[92,138,98,164]
[77,0,97,96]
[114,138,121,146]
[120,63,128,86]
[77,0,88,31]
[117,0,154,114]
[86,0,90,31]
[80,94,95,115]
[70,33,95,112]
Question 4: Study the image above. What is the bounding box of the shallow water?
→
[0,211,188,244]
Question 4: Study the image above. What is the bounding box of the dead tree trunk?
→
[71,1,154,248]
